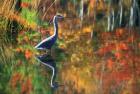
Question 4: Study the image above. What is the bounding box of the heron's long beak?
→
[65,16,79,20]
[65,17,75,19]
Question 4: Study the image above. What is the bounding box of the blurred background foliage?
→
[0,0,140,94]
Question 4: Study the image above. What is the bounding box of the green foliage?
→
[21,9,39,25]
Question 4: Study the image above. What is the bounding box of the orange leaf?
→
[89,0,96,9]
[25,50,32,59]
[24,36,29,42]
[10,73,22,88]
[83,27,92,33]
[15,48,22,52]
[120,43,128,50]
[117,43,128,50]
[21,2,30,8]
[116,28,125,37]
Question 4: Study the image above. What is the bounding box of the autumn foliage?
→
[94,28,140,94]
[0,0,140,94]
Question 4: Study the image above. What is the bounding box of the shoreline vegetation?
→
[0,0,140,94]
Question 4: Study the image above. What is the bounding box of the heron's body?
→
[35,34,57,50]
[35,15,59,50]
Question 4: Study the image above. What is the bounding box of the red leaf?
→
[120,59,127,66]
[114,52,122,60]
[107,58,114,70]
[117,42,129,50]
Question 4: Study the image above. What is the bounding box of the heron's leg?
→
[50,48,52,56]
[46,48,52,56]
[45,49,48,55]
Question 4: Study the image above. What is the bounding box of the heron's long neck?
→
[53,18,58,36]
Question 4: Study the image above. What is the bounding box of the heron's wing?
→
[35,34,55,49]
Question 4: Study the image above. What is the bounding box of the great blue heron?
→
[35,14,64,50]
[35,14,64,89]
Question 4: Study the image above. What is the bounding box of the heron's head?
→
[53,14,64,23]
